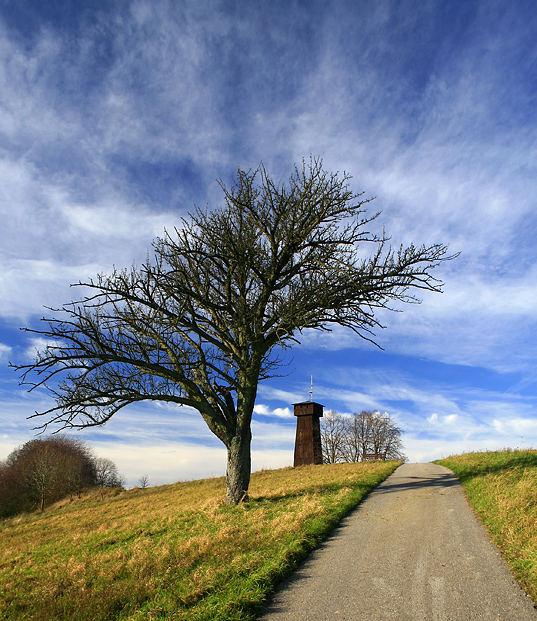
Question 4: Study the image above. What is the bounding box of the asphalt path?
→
[259,462,537,621]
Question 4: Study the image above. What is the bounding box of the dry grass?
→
[0,460,399,620]
[437,450,537,604]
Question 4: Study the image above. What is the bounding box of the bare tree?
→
[341,411,372,462]
[138,475,150,489]
[27,443,57,512]
[14,158,453,504]
[52,436,96,500]
[61,452,87,500]
[320,410,347,463]
[367,411,405,461]
[94,457,123,500]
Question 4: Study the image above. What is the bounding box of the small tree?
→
[367,411,405,460]
[29,443,58,511]
[51,436,96,500]
[14,158,453,504]
[341,412,370,462]
[320,410,346,463]
[138,474,150,489]
[94,457,123,499]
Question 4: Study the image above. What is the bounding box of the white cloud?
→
[0,343,11,360]
[92,441,227,487]
[492,418,537,436]
[320,387,381,413]
[252,419,294,447]
[402,436,516,464]
[92,440,294,488]
[296,273,537,372]
[0,155,179,320]
[242,7,537,378]
[425,413,459,427]
[273,407,293,418]
[0,259,104,319]
[1,1,535,379]
[23,337,62,360]
[253,404,270,416]
[0,11,230,323]
[59,202,175,239]
[254,403,293,419]
[257,385,304,404]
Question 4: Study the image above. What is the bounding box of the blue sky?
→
[1,1,537,486]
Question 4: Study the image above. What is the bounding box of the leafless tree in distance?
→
[322,410,406,462]
[14,158,453,504]
[94,457,123,500]
[366,411,405,460]
[321,410,347,463]
[138,475,150,489]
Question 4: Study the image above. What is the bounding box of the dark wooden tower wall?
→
[293,401,324,466]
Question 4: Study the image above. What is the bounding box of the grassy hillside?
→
[437,450,537,603]
[0,460,399,620]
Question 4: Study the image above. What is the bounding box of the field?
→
[0,460,399,620]
[437,450,537,603]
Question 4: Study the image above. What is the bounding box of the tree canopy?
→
[0,436,122,516]
[14,158,454,503]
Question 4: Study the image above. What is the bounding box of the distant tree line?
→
[321,410,405,464]
[0,437,123,518]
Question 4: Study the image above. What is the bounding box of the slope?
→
[0,460,398,620]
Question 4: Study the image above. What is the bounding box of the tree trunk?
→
[225,429,252,505]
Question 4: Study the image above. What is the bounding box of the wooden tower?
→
[293,401,324,466]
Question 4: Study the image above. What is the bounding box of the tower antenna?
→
[309,375,313,402]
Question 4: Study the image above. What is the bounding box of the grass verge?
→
[436,450,537,604]
[0,460,399,620]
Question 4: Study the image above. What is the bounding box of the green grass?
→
[436,449,537,604]
[0,460,399,620]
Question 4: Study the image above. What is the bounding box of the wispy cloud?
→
[0,343,11,360]
[254,404,293,419]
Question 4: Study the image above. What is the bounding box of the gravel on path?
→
[259,462,537,621]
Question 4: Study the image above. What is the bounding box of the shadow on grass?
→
[250,482,363,504]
